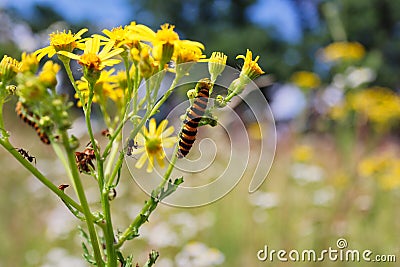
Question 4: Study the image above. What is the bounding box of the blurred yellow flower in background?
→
[348,87,400,130]
[320,41,365,62]
[19,52,39,74]
[38,61,61,88]
[358,152,400,190]
[292,144,314,163]
[291,71,321,89]
[328,103,348,121]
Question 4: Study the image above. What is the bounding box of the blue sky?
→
[247,0,302,43]
[1,0,303,43]
[1,0,133,28]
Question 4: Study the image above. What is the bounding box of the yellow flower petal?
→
[146,153,155,173]
[156,120,168,135]
[149,118,157,135]
[135,153,148,169]
[161,126,175,138]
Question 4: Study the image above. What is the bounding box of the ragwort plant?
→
[0,23,264,266]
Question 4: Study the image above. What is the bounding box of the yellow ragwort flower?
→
[0,55,22,83]
[174,41,205,64]
[75,68,120,106]
[38,60,61,88]
[207,52,227,82]
[59,36,124,72]
[20,52,39,73]
[131,118,178,173]
[320,41,365,62]
[291,71,321,89]
[142,23,180,65]
[138,46,158,78]
[35,28,88,61]
[93,26,130,47]
[236,49,265,80]
[173,40,205,75]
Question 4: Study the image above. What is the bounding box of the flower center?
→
[145,136,162,154]
[156,24,179,44]
[79,53,101,70]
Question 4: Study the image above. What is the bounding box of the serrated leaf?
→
[125,255,134,267]
[143,250,159,267]
[159,177,183,201]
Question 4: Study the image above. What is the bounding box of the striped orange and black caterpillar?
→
[177,78,212,158]
[15,101,51,144]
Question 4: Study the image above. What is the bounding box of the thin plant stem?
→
[60,59,81,95]
[85,81,117,267]
[60,130,105,267]
[104,134,121,178]
[107,73,182,189]
[149,73,181,117]
[58,61,105,265]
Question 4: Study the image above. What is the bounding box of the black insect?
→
[16,148,36,164]
[126,138,138,157]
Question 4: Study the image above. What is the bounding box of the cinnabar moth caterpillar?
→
[177,78,212,158]
[15,101,51,144]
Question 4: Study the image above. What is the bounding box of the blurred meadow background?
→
[1,0,400,266]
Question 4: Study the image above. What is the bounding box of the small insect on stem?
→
[126,138,138,157]
[58,184,70,191]
[101,129,111,138]
[75,142,96,173]
[16,148,36,165]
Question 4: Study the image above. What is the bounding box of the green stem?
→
[52,141,73,179]
[0,99,5,133]
[85,82,117,267]
[149,73,181,117]
[102,112,132,159]
[104,134,121,178]
[60,130,104,267]
[0,138,88,218]
[61,59,81,94]
[107,151,124,189]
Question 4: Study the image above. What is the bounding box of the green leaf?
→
[159,177,184,201]
[143,250,159,267]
